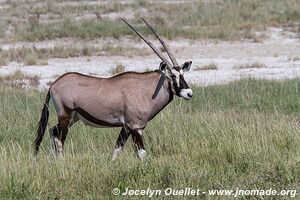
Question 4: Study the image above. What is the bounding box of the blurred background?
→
[0,0,299,89]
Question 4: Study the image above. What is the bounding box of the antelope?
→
[33,18,193,160]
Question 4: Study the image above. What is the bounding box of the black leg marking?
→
[49,125,59,155]
[115,127,131,148]
[112,127,131,160]
[131,129,146,160]
[49,114,70,157]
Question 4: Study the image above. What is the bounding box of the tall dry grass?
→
[0,78,300,199]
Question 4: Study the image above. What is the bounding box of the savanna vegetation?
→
[0,78,300,199]
[0,0,299,66]
[0,0,299,41]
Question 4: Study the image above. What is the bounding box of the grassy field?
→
[0,0,299,42]
[0,78,300,199]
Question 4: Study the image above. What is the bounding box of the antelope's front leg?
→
[131,129,146,160]
[112,127,131,161]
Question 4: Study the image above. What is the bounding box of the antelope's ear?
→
[159,62,167,73]
[182,61,192,72]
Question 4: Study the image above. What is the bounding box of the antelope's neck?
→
[164,74,174,104]
[147,73,174,121]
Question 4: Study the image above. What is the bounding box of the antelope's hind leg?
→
[50,114,71,156]
[112,127,131,161]
[49,125,59,155]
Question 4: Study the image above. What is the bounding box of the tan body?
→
[34,70,175,160]
[51,71,172,130]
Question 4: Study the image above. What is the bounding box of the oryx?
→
[34,18,193,160]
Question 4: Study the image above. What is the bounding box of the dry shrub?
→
[235,62,266,69]
[110,64,125,75]
[194,63,218,71]
[0,70,40,88]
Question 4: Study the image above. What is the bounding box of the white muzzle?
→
[180,89,193,100]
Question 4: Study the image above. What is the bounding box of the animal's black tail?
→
[34,90,50,155]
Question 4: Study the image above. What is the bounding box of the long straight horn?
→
[141,18,179,67]
[122,18,173,69]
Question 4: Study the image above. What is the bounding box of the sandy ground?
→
[0,27,300,90]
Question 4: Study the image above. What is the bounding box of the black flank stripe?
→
[74,107,121,127]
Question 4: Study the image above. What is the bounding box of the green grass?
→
[0,78,300,199]
[0,70,40,88]
[17,18,135,41]
[1,0,299,42]
[0,45,149,65]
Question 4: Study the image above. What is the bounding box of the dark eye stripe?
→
[173,66,181,72]
[179,75,189,89]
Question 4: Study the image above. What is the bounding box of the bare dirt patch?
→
[1,26,300,89]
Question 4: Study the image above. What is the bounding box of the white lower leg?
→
[50,128,57,156]
[112,146,123,161]
[137,149,146,160]
[54,137,63,154]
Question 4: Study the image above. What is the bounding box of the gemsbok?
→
[34,18,193,160]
